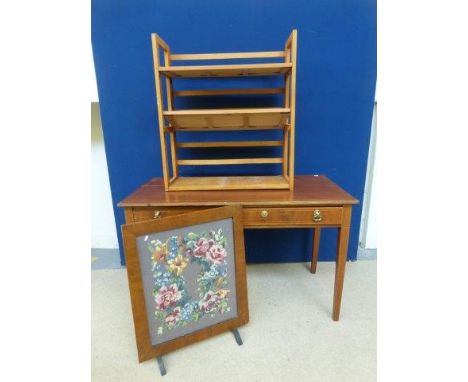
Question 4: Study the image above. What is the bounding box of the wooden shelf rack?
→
[151,30,297,191]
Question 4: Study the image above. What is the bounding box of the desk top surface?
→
[118,175,358,208]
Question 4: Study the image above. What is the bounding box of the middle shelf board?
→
[164,108,290,130]
[159,63,292,78]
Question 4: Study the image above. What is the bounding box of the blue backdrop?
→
[92,0,376,265]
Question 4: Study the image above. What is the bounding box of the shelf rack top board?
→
[151,30,298,191]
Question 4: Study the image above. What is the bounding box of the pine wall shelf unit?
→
[151,30,297,191]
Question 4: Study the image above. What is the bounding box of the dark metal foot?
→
[157,356,167,376]
[231,328,243,346]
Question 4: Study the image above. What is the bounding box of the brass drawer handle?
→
[154,210,162,219]
[313,209,322,222]
[260,210,269,219]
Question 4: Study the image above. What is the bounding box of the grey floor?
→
[92,261,376,382]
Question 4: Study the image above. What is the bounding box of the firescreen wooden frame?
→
[122,205,249,362]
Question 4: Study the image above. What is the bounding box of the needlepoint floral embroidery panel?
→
[136,218,238,346]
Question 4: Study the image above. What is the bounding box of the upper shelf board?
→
[159,63,292,78]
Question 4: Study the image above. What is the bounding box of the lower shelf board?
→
[168,175,290,191]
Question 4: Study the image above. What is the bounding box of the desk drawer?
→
[243,207,343,227]
[130,207,207,222]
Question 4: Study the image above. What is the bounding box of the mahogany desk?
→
[118,175,358,321]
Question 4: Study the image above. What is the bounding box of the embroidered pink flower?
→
[199,291,219,313]
[193,238,214,258]
[155,283,182,310]
[206,244,227,265]
[164,307,181,327]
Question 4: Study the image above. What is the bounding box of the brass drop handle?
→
[313,209,322,222]
[260,210,269,219]
[154,210,162,219]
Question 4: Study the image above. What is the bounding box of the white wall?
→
[366,144,377,248]
[359,103,377,250]
[91,102,119,248]
[91,47,99,102]
[366,85,377,249]
[91,46,118,248]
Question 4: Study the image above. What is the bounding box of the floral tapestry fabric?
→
[145,229,232,336]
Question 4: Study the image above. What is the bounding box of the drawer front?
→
[130,207,208,222]
[243,207,343,227]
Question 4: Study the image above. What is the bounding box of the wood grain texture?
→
[118,175,358,207]
[122,205,249,362]
[174,88,284,97]
[286,30,297,190]
[282,124,289,177]
[168,175,290,191]
[159,63,292,78]
[164,108,289,131]
[177,158,283,166]
[123,208,134,224]
[169,131,178,177]
[151,33,171,190]
[243,207,342,228]
[166,125,284,132]
[310,228,321,273]
[332,205,352,321]
[163,48,174,111]
[164,108,290,116]
[131,206,209,222]
[170,51,286,60]
[152,33,170,52]
[176,140,283,148]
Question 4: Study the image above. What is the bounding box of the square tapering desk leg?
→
[332,206,352,321]
[310,228,321,273]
